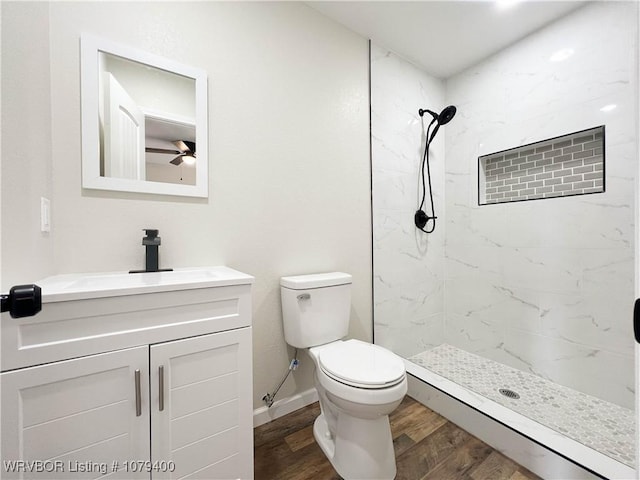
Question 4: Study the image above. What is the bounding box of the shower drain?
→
[498,388,520,399]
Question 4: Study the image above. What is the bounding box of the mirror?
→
[81,35,208,197]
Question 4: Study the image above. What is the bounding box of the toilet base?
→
[313,412,397,480]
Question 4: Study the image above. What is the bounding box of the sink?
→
[36,266,254,302]
[69,269,218,289]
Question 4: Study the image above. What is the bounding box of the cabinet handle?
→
[134,369,142,417]
[634,298,640,343]
[159,365,165,412]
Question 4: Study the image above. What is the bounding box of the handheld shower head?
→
[427,106,457,144]
[438,105,457,125]
[418,105,457,125]
[418,105,457,144]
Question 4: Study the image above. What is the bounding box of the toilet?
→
[280,272,407,480]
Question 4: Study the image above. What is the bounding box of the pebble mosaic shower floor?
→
[409,344,634,467]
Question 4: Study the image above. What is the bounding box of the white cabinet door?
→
[1,346,149,479]
[150,328,253,480]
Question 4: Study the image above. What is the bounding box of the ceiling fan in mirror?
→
[146,140,196,166]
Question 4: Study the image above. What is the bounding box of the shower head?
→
[438,105,457,125]
[418,105,457,125]
[426,105,457,145]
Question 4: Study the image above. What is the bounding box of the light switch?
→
[40,197,51,233]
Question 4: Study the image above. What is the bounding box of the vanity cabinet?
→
[2,346,151,479]
[150,327,252,480]
[0,267,254,480]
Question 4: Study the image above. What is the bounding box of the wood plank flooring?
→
[254,396,541,480]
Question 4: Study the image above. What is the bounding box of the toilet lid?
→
[318,340,406,389]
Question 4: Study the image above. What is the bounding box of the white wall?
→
[371,44,446,358]
[444,1,637,408]
[146,163,196,186]
[1,2,55,287]
[1,2,371,409]
[102,52,196,118]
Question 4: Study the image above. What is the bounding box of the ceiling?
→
[307,1,586,78]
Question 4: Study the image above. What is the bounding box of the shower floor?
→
[409,344,635,468]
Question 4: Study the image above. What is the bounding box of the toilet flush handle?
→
[297,293,311,301]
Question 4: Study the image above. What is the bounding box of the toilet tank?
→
[280,272,352,348]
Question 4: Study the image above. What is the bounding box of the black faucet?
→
[129,229,173,274]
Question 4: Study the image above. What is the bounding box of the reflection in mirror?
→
[99,52,196,185]
[81,35,208,197]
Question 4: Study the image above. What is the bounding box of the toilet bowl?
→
[280,272,407,479]
[308,340,407,479]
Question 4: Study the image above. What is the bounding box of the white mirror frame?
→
[80,34,208,198]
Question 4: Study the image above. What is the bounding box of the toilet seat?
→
[317,340,405,389]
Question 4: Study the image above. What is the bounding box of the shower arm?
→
[418,108,438,121]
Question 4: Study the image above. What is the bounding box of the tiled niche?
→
[479,126,604,205]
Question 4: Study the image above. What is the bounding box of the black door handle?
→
[1,284,42,318]
[634,298,640,343]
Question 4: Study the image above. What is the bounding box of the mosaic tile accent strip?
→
[479,126,605,205]
[410,344,634,467]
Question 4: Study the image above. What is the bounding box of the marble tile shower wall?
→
[444,2,637,408]
[371,44,446,358]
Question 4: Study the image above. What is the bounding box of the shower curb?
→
[406,363,634,480]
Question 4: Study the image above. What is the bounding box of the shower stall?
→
[371,3,638,479]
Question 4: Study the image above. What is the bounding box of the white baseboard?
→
[253,387,319,427]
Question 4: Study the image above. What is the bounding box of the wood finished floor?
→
[254,396,541,480]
